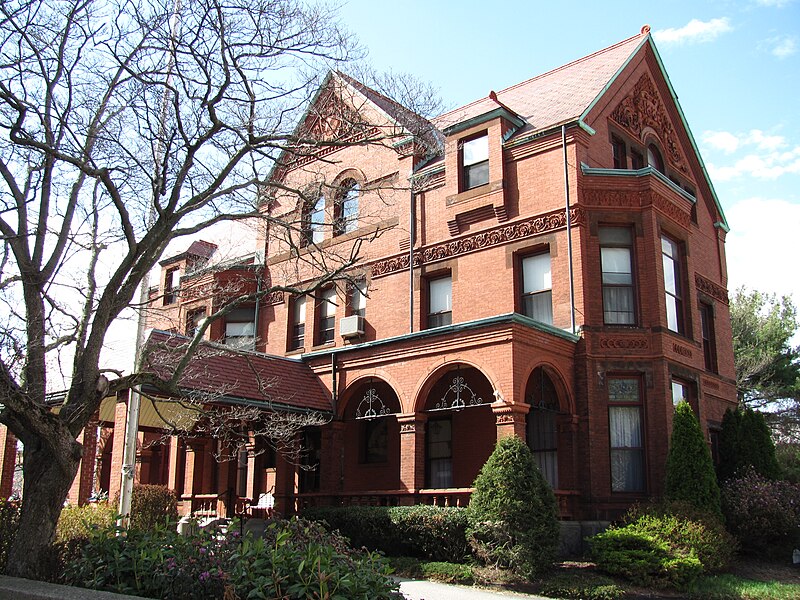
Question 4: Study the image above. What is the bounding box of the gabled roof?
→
[435,31,646,137]
[141,330,331,413]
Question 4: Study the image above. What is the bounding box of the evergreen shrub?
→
[56,502,115,543]
[0,498,20,573]
[718,407,781,481]
[776,443,800,483]
[128,484,178,531]
[466,435,559,577]
[664,401,722,521]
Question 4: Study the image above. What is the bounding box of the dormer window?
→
[163,267,179,305]
[647,143,665,174]
[461,133,489,190]
[334,180,359,236]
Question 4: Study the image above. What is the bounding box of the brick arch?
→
[330,168,367,189]
[337,372,404,420]
[411,359,499,414]
[518,362,574,415]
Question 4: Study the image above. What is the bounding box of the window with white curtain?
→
[599,227,635,325]
[224,307,256,350]
[521,253,553,325]
[661,235,684,333]
[427,418,452,488]
[288,296,306,350]
[608,377,645,492]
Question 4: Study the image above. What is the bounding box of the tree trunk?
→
[4,436,80,580]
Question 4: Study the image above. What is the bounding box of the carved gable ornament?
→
[610,73,688,174]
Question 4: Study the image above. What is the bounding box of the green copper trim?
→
[442,107,526,136]
[581,163,698,204]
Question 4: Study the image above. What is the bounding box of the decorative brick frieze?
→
[266,290,285,305]
[671,342,693,358]
[650,192,691,227]
[598,336,649,350]
[610,73,688,174]
[582,189,642,208]
[371,207,584,278]
[695,274,729,305]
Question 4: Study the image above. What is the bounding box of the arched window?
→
[526,368,559,489]
[334,179,359,235]
[647,143,665,174]
[302,195,325,246]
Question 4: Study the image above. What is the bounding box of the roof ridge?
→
[437,31,645,121]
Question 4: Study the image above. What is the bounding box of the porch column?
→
[167,435,181,490]
[0,426,17,498]
[492,403,529,440]
[245,432,257,500]
[108,398,129,502]
[397,413,426,503]
[68,418,99,505]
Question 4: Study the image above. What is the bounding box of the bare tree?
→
[0,0,439,578]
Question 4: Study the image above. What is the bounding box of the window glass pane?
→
[523,291,553,324]
[522,253,551,293]
[311,196,325,243]
[611,448,644,492]
[429,277,452,314]
[610,406,642,447]
[226,321,255,337]
[672,381,687,407]
[294,296,306,321]
[350,282,366,316]
[601,248,632,284]
[603,287,635,324]
[320,289,336,318]
[463,135,488,166]
[662,253,677,294]
[465,162,489,189]
[661,236,676,258]
[608,378,639,403]
[666,296,679,331]
[598,227,632,245]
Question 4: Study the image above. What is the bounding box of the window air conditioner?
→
[339,315,364,338]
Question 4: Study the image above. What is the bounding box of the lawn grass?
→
[685,574,800,600]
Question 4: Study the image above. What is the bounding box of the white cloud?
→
[653,18,733,45]
[755,0,794,8]
[764,35,798,58]
[703,131,740,154]
[703,129,800,181]
[726,197,800,308]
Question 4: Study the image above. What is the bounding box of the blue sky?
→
[337,0,800,306]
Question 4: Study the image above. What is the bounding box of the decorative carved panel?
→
[599,337,649,350]
[672,343,693,358]
[399,423,416,434]
[582,189,642,208]
[650,193,691,227]
[267,290,285,305]
[371,207,585,279]
[695,274,729,305]
[610,74,688,174]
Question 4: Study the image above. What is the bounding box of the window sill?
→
[311,341,336,351]
[285,347,305,356]
[446,179,503,207]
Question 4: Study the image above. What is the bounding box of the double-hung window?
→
[316,288,336,345]
[599,227,635,325]
[224,307,256,350]
[661,235,684,333]
[521,253,553,325]
[334,180,359,235]
[427,275,452,328]
[289,296,306,351]
[164,267,179,305]
[349,280,366,318]
[699,302,717,372]
[303,196,325,246]
[608,376,645,493]
[461,134,489,190]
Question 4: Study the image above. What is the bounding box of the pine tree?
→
[718,407,781,481]
[664,401,722,521]
[467,435,559,577]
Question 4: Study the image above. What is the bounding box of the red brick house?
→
[0,27,737,522]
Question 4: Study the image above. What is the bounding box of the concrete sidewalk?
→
[397,578,553,600]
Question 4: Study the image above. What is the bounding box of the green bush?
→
[721,469,800,559]
[591,527,702,588]
[466,435,559,578]
[664,401,722,521]
[56,502,115,543]
[64,517,399,599]
[303,504,470,561]
[128,484,178,532]
[718,408,781,481]
[591,505,735,588]
[0,498,20,573]
[539,572,625,600]
[776,443,800,483]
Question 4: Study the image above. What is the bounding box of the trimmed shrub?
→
[419,561,475,585]
[664,401,722,521]
[128,484,178,532]
[303,504,470,561]
[721,469,800,559]
[591,505,735,588]
[591,527,702,588]
[466,435,559,577]
[56,502,115,543]
[718,407,781,481]
[539,572,625,600]
[64,517,399,599]
[0,498,20,573]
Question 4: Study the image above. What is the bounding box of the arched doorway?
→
[421,364,495,489]
[525,366,561,489]
[341,378,401,492]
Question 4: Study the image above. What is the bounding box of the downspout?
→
[331,352,337,416]
[562,125,576,335]
[253,271,261,351]
[409,189,416,334]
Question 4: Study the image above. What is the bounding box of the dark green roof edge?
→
[581,163,698,203]
[301,312,580,360]
[443,107,526,136]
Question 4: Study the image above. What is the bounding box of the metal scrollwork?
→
[431,375,484,412]
[355,387,392,420]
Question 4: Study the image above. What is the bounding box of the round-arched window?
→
[647,143,665,174]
